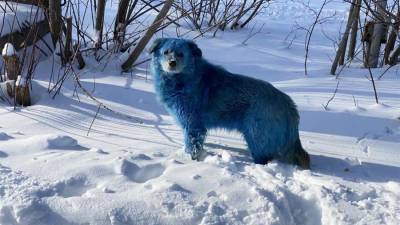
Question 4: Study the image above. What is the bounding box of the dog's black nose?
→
[169,60,176,68]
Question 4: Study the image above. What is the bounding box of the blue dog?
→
[150,38,310,169]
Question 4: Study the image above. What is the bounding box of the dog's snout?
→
[169,60,177,67]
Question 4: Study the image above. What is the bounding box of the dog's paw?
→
[190,151,197,161]
[191,151,207,161]
[190,146,207,161]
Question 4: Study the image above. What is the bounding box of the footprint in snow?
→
[55,176,94,198]
[0,150,8,158]
[90,148,109,154]
[21,135,88,151]
[45,135,79,149]
[116,159,166,183]
[130,153,152,160]
[0,132,13,141]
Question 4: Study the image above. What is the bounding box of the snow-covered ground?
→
[1,0,399,224]
[0,2,44,36]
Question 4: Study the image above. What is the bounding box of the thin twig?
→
[323,81,340,110]
[87,103,101,136]
[70,68,144,124]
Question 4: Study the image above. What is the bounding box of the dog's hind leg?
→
[246,143,275,164]
[243,131,275,164]
[272,137,310,169]
[240,113,279,164]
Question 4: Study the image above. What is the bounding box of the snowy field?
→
[1,0,400,224]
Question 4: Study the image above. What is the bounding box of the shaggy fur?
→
[150,38,310,169]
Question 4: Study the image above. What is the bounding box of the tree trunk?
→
[330,0,357,75]
[64,17,73,62]
[73,44,86,69]
[0,45,31,106]
[384,12,400,64]
[347,0,361,60]
[2,43,20,82]
[3,56,20,81]
[388,43,400,65]
[339,1,356,65]
[114,0,130,47]
[366,0,388,68]
[95,0,106,48]
[121,0,173,71]
[384,26,398,64]
[3,53,19,97]
[16,76,31,107]
[48,0,62,45]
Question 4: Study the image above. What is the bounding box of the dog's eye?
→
[177,53,184,57]
[163,50,169,55]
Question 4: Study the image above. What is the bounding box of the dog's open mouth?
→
[162,62,182,74]
[168,66,177,72]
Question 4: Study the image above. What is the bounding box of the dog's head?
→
[149,38,202,74]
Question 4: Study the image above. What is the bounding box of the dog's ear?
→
[149,38,166,54]
[188,41,202,57]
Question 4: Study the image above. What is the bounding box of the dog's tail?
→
[293,138,310,169]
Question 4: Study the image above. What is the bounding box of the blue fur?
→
[150,38,308,167]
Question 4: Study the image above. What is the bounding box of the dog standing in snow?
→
[150,38,310,169]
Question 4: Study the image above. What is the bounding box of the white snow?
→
[0,0,399,225]
[93,30,101,44]
[0,2,44,36]
[15,76,26,87]
[2,43,16,57]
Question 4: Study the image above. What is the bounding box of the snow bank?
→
[0,0,399,224]
[0,134,82,157]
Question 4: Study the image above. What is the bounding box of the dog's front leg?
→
[183,126,206,161]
